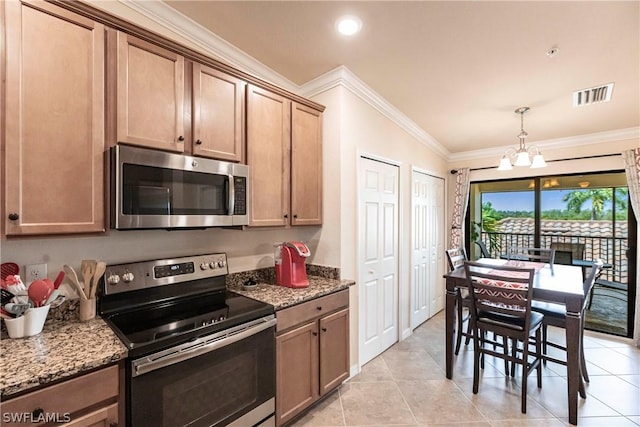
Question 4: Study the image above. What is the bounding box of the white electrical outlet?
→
[26,263,47,283]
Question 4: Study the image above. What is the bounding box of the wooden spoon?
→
[80,260,95,295]
[63,264,87,300]
[90,261,106,299]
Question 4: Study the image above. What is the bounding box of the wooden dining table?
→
[444,258,585,425]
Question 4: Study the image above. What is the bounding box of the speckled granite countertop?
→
[227,275,355,309]
[0,316,127,399]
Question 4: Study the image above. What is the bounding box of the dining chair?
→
[445,248,473,355]
[550,242,585,262]
[507,246,556,265]
[464,260,543,414]
[532,259,603,397]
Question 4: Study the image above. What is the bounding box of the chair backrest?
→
[507,246,556,265]
[554,250,573,265]
[463,260,535,322]
[550,242,585,261]
[474,241,491,258]
[446,247,467,271]
[581,259,604,311]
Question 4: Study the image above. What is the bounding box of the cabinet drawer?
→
[277,290,348,333]
[1,365,118,426]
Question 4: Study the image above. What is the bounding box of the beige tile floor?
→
[291,311,640,427]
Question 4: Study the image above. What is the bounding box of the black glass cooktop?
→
[104,291,274,356]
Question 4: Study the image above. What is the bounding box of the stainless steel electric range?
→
[98,253,276,427]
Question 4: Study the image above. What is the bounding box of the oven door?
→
[128,316,276,427]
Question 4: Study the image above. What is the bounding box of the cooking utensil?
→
[47,294,66,308]
[4,302,31,317]
[81,260,95,295]
[90,261,106,299]
[1,262,19,280]
[53,271,65,289]
[28,279,54,307]
[1,288,16,305]
[63,264,87,300]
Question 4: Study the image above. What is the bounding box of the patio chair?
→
[474,240,491,258]
[588,277,627,310]
[464,261,543,414]
[445,248,473,355]
[507,246,556,265]
[550,242,585,262]
[532,260,603,397]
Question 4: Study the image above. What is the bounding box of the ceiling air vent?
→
[573,83,614,107]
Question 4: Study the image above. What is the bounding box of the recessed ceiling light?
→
[336,15,362,36]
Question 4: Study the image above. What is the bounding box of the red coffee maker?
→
[274,241,310,288]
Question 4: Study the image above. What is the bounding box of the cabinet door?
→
[276,321,319,426]
[319,308,350,395]
[62,403,118,427]
[4,0,105,235]
[193,64,244,162]
[116,32,185,152]
[246,85,291,227]
[291,102,323,226]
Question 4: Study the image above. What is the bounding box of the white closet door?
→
[411,172,445,329]
[358,157,399,365]
[430,176,445,314]
[411,171,430,328]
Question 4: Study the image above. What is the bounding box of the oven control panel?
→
[102,253,228,295]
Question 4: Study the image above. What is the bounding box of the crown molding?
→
[117,0,298,92]
[300,66,450,158]
[449,127,640,162]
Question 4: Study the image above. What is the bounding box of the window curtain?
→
[622,148,640,347]
[449,168,470,249]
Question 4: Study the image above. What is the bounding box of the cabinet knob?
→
[322,327,327,332]
[32,408,44,418]
[196,139,203,145]
[316,306,322,311]
[177,135,185,142]
[8,213,19,221]
[293,214,298,219]
[283,214,288,219]
[312,331,318,336]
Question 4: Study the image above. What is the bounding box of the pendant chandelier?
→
[497,107,547,170]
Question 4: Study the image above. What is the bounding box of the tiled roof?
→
[496,218,628,238]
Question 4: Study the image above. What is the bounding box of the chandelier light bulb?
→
[497,106,546,171]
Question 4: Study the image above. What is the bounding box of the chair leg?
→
[511,340,517,377]
[541,324,548,365]
[536,329,542,389]
[473,326,480,394]
[454,297,463,355]
[521,337,528,414]
[465,320,473,345]
[502,336,510,376]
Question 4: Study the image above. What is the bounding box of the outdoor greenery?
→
[473,187,629,254]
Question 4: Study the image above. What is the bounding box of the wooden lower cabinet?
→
[275,290,349,426]
[0,365,120,427]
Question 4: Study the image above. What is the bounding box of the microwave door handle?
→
[227,174,235,216]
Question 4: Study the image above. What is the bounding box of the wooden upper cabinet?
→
[192,64,245,162]
[291,102,323,225]
[116,32,185,152]
[246,84,291,227]
[4,0,105,235]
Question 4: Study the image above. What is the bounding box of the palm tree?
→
[563,189,613,220]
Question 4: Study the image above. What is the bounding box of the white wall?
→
[310,85,449,371]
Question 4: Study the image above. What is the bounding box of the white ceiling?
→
[160,1,639,156]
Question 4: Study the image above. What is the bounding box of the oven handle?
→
[132,315,276,377]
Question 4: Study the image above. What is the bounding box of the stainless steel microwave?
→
[111,145,249,230]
